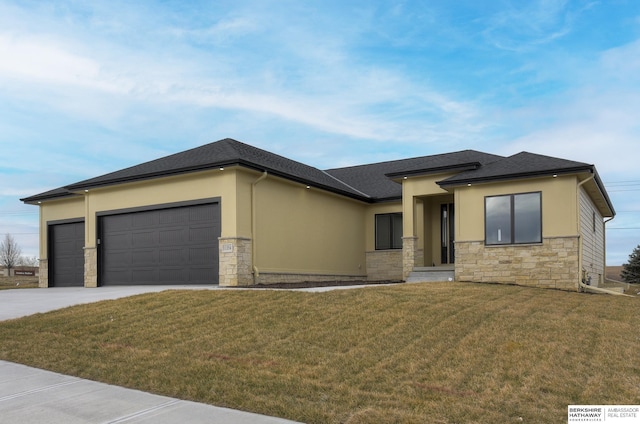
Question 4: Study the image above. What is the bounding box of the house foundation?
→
[366,250,403,281]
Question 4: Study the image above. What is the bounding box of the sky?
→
[0,0,639,265]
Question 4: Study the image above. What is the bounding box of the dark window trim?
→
[375,212,403,250]
[484,191,542,246]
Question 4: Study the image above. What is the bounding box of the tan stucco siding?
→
[254,175,367,276]
[580,186,605,285]
[402,173,455,238]
[82,169,237,246]
[455,176,579,242]
[38,197,85,259]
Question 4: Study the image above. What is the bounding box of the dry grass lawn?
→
[0,275,39,290]
[0,282,638,423]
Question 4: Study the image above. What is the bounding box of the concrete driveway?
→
[0,286,300,424]
[0,285,218,321]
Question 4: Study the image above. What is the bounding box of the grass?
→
[0,275,39,290]
[0,282,638,423]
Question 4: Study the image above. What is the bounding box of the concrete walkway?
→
[0,286,303,424]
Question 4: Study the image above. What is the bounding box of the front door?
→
[441,203,455,264]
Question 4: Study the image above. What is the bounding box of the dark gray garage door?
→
[49,221,85,287]
[99,202,220,285]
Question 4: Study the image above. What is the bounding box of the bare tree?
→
[18,256,38,267]
[0,234,22,274]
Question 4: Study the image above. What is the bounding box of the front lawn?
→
[0,275,39,290]
[0,283,638,423]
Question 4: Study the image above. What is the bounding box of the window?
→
[485,192,541,245]
[375,213,402,250]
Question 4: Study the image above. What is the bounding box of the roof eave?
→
[385,162,481,180]
[436,166,594,188]
[21,191,81,204]
[65,160,373,203]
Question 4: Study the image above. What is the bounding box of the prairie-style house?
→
[22,138,615,290]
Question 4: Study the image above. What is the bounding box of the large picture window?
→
[375,213,402,250]
[485,192,541,245]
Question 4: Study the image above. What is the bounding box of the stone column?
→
[219,237,253,286]
[84,247,98,287]
[402,236,419,280]
[38,259,48,288]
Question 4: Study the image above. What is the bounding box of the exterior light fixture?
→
[220,167,224,171]
[306,185,311,189]
[553,174,558,178]
[467,183,472,187]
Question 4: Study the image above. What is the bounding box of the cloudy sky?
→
[1,0,639,265]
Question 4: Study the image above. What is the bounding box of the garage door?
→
[99,202,220,285]
[49,221,85,287]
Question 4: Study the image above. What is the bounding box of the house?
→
[21,138,615,290]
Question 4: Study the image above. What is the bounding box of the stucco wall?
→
[38,196,85,259]
[253,175,367,280]
[455,176,579,242]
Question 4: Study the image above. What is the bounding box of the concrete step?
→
[406,267,454,283]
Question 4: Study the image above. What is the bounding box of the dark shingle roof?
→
[325,150,504,200]
[437,152,593,186]
[20,140,613,216]
[22,138,369,203]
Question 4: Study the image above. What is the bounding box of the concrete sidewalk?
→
[0,361,299,423]
[0,286,302,423]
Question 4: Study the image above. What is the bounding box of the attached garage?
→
[48,220,85,287]
[98,201,221,286]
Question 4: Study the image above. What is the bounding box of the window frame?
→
[484,191,542,246]
[375,213,403,250]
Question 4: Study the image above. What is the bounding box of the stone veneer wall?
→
[84,247,98,288]
[218,237,253,286]
[255,272,367,285]
[455,236,580,291]
[38,259,48,288]
[402,236,423,280]
[366,250,403,281]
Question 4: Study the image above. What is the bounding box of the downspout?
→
[576,174,594,292]
[251,171,268,283]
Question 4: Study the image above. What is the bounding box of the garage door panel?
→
[132,268,158,283]
[131,249,158,265]
[132,230,159,248]
[49,221,84,287]
[189,267,215,282]
[133,211,158,228]
[160,248,186,265]
[100,202,219,285]
[159,228,187,244]
[105,233,131,250]
[190,225,217,242]
[160,208,189,224]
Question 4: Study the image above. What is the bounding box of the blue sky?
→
[1,0,639,265]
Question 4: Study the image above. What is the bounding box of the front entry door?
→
[441,203,455,264]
